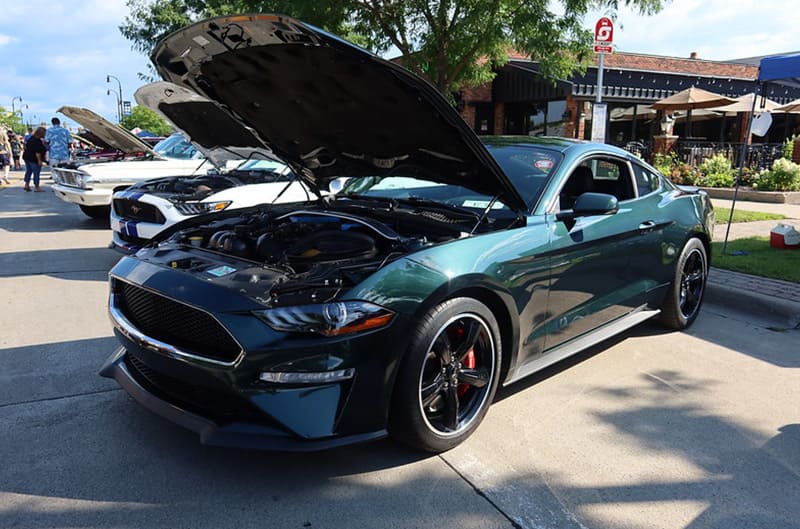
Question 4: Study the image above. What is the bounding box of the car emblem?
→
[130,204,141,215]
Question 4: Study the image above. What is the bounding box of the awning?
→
[759,53,800,88]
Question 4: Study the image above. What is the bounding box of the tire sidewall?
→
[389,297,502,452]
[667,238,707,328]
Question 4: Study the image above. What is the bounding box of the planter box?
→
[699,187,800,204]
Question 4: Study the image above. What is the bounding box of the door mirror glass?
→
[572,192,619,216]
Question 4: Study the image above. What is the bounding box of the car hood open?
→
[135,82,279,170]
[58,106,158,157]
[150,14,526,211]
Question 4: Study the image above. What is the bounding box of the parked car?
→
[101,14,713,453]
[109,81,315,253]
[51,106,210,219]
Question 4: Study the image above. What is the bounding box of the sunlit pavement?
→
[1,185,797,529]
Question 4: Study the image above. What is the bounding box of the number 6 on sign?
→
[595,17,614,44]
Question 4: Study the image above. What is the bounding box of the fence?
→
[615,139,785,170]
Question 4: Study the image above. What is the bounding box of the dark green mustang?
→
[101,14,714,452]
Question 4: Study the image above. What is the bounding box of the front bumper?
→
[51,184,112,207]
[100,347,387,451]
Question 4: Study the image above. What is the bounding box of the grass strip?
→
[714,207,786,224]
[712,236,800,283]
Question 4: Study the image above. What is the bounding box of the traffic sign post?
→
[591,17,614,143]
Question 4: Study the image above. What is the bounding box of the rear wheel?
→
[659,238,707,329]
[389,298,501,452]
[79,204,110,220]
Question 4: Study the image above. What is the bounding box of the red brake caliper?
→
[458,348,476,397]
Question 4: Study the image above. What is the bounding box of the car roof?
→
[480,136,637,159]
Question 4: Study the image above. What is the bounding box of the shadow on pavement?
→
[0,247,121,280]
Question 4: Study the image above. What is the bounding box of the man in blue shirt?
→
[44,117,72,166]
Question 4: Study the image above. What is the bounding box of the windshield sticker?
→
[207,265,237,277]
[461,200,504,209]
[535,159,554,170]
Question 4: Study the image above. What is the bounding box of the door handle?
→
[638,220,656,233]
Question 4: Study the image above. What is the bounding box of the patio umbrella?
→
[651,86,736,137]
[610,104,657,121]
[775,98,800,113]
[711,93,780,115]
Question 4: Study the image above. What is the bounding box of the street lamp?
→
[106,74,123,124]
[107,89,122,123]
[11,96,22,116]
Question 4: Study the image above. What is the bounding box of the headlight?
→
[78,173,93,189]
[254,301,394,336]
[173,201,232,215]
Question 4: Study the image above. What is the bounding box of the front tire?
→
[659,238,708,329]
[79,204,110,220]
[389,298,501,452]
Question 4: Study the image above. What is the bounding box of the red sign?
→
[594,17,614,44]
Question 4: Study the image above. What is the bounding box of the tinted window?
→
[631,164,662,196]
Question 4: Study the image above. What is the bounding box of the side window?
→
[559,156,635,210]
[632,164,662,196]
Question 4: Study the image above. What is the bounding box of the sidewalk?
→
[708,198,800,327]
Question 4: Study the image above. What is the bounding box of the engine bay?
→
[133,169,294,202]
[142,199,497,306]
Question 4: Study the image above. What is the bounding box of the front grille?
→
[124,353,269,424]
[52,168,83,187]
[113,198,166,224]
[114,280,242,363]
[116,231,148,246]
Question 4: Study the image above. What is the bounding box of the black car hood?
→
[135,82,278,170]
[151,14,526,211]
[57,106,158,156]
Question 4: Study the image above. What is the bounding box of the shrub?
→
[782,135,796,160]
[755,158,800,191]
[697,154,735,187]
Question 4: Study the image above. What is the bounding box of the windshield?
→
[153,134,202,160]
[340,145,561,214]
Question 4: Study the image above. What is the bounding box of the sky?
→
[1,0,799,131]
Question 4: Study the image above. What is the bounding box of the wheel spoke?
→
[421,374,446,408]
[435,332,453,364]
[443,384,460,430]
[458,367,489,388]
[454,319,481,362]
[685,270,703,283]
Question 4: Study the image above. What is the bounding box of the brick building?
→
[458,51,800,145]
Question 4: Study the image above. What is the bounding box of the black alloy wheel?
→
[390,298,501,452]
[659,238,707,329]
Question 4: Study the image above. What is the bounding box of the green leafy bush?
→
[782,135,796,160]
[697,154,735,187]
[652,152,697,185]
[755,158,800,191]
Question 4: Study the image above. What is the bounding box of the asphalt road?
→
[1,182,798,529]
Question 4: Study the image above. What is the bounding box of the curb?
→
[705,273,800,329]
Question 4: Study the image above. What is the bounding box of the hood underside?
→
[150,14,526,211]
[135,81,277,170]
[58,106,157,156]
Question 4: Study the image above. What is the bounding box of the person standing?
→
[44,117,72,167]
[0,129,12,184]
[9,131,22,170]
[22,127,47,192]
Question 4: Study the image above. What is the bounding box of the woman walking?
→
[0,129,12,184]
[22,127,47,192]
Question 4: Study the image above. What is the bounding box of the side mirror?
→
[556,192,619,226]
[572,192,619,216]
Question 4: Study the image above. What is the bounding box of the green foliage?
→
[120,0,664,93]
[696,153,735,187]
[120,106,174,137]
[652,151,697,185]
[755,157,800,191]
[0,106,26,134]
[782,135,796,160]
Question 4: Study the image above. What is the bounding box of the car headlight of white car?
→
[172,201,232,215]
[78,173,93,189]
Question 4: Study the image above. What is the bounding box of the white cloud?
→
[0,34,16,46]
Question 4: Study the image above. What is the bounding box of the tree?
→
[121,105,174,136]
[121,0,664,94]
[0,107,26,134]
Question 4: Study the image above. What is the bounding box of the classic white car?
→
[109,82,317,252]
[51,106,210,219]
